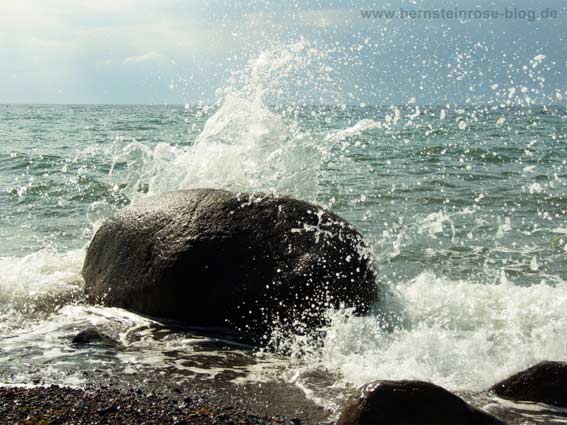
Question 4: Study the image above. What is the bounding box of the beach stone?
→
[337,380,504,425]
[490,361,567,407]
[72,328,124,349]
[82,189,377,336]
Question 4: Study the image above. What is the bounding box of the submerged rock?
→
[337,380,504,425]
[490,361,567,407]
[82,189,377,337]
[71,328,123,349]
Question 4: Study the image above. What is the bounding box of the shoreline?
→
[0,384,307,425]
[3,381,567,425]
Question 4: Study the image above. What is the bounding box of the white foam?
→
[325,119,382,142]
[0,249,84,331]
[282,271,567,395]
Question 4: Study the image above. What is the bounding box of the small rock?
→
[337,380,504,425]
[71,328,124,349]
[97,404,117,415]
[490,361,567,407]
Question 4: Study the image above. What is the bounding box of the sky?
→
[0,0,565,105]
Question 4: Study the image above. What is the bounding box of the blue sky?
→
[0,0,565,105]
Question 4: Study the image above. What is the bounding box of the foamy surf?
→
[238,271,566,415]
[0,249,84,331]
[316,272,567,390]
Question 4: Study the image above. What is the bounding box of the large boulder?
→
[82,189,377,336]
[490,361,567,407]
[337,380,504,425]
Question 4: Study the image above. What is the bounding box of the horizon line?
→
[1,102,565,108]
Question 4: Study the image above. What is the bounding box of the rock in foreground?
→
[337,380,504,425]
[490,361,567,407]
[83,189,377,336]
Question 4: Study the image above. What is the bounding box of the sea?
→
[1,43,566,423]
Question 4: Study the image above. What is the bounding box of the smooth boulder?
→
[82,189,377,336]
[490,361,567,407]
[337,380,504,425]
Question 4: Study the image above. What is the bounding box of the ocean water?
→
[1,43,567,420]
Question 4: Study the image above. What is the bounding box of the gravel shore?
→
[0,385,298,425]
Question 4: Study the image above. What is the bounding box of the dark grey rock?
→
[337,380,504,425]
[490,361,567,407]
[72,328,123,349]
[82,189,377,337]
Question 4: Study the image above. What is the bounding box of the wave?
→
[271,271,567,406]
[0,249,84,332]
[325,119,383,142]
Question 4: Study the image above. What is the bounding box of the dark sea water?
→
[1,60,567,422]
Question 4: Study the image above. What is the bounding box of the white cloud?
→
[28,37,79,52]
[79,0,144,13]
[122,51,165,65]
[298,9,353,29]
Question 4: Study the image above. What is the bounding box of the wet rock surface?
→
[336,380,505,425]
[71,327,124,349]
[490,361,567,407]
[83,189,377,337]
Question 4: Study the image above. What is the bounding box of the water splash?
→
[266,271,567,409]
[0,249,84,332]
[112,41,333,203]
